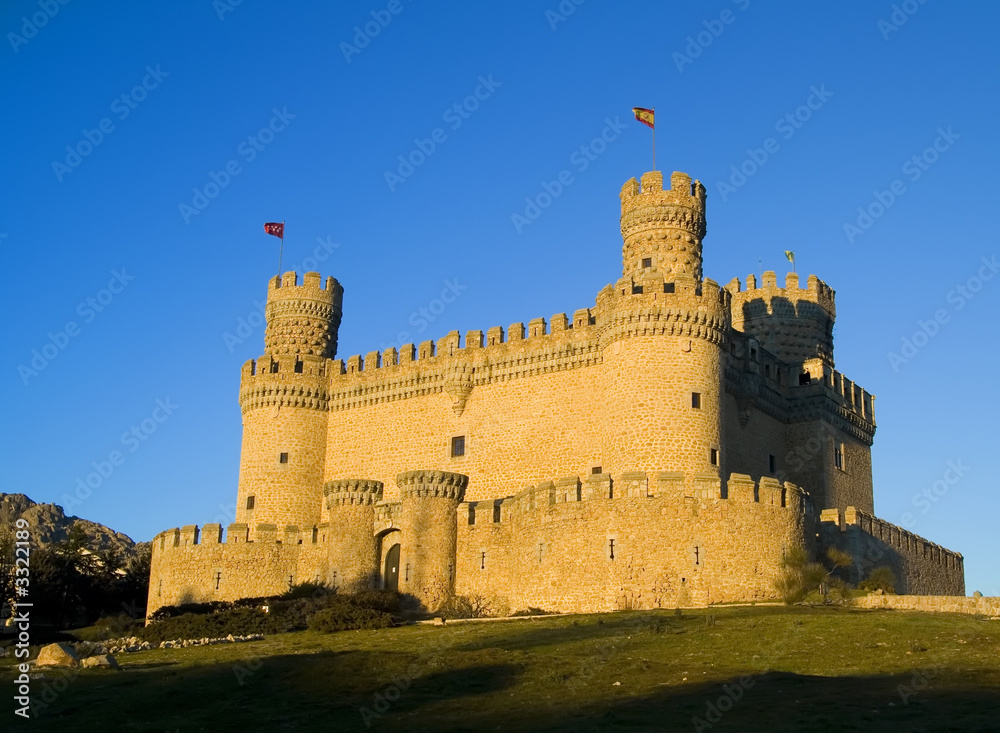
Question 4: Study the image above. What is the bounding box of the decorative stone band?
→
[598,303,728,349]
[323,478,384,507]
[238,381,330,413]
[397,469,469,502]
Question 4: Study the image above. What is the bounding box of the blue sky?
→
[2,1,997,595]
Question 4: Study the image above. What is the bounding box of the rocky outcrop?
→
[0,493,138,555]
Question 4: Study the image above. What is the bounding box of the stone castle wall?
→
[820,507,964,595]
[454,472,815,613]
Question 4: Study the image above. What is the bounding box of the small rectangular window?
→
[799,372,811,386]
[642,257,652,268]
[710,448,718,466]
[691,392,702,409]
[631,284,644,294]
[493,504,501,523]
[769,455,776,473]
[294,359,304,374]
[279,452,288,464]
[663,282,675,293]
[468,504,475,525]
[591,465,602,475]
[451,435,465,458]
[246,495,255,510]
[765,364,771,378]
[835,443,845,470]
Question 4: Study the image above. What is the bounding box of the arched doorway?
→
[383,543,400,591]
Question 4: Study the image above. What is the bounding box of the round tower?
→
[323,478,383,590]
[600,172,729,487]
[236,271,344,532]
[620,170,707,283]
[397,470,467,610]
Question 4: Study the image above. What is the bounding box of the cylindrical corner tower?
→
[397,470,467,610]
[323,478,383,590]
[601,172,728,488]
[236,271,344,532]
[620,170,707,283]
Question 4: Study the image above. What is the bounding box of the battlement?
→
[397,469,468,501]
[264,271,344,359]
[620,171,708,282]
[154,521,323,549]
[458,471,813,525]
[323,478,384,507]
[797,359,876,424]
[726,271,836,315]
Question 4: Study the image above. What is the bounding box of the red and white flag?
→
[264,222,284,238]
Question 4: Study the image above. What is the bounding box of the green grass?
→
[5,605,1000,731]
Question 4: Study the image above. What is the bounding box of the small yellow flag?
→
[784,250,795,264]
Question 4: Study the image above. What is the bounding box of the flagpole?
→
[277,220,285,279]
[652,108,656,171]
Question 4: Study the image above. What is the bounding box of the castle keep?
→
[148,170,964,615]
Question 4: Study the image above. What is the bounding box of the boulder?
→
[36,643,80,667]
[81,654,119,670]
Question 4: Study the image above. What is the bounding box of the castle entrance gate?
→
[383,543,400,591]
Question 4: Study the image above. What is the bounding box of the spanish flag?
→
[633,107,654,129]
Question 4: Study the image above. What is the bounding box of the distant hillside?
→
[0,493,139,555]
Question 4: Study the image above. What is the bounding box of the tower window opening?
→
[279,452,288,464]
[799,372,811,386]
[663,282,675,293]
[246,495,255,510]
[451,435,465,458]
[591,465,602,475]
[835,443,845,471]
[750,347,758,360]
[608,538,616,560]
[294,359,303,374]
[769,455,776,474]
[710,448,718,466]
[270,361,279,374]
[493,503,501,523]
[691,392,702,409]
[642,257,652,268]
[765,364,771,378]
[468,504,475,525]
[631,284,644,294]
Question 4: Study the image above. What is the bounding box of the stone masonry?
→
[147,169,964,617]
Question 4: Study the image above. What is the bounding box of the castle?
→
[148,169,964,616]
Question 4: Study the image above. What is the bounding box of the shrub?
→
[859,566,897,594]
[307,602,393,633]
[280,582,333,600]
[140,607,271,644]
[95,613,143,637]
[350,589,402,613]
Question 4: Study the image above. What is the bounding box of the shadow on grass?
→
[15,645,1000,732]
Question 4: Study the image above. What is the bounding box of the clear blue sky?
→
[2,1,997,595]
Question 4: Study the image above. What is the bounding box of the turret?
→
[601,171,728,490]
[397,470,468,610]
[726,271,836,366]
[324,478,384,590]
[620,170,707,284]
[235,271,344,531]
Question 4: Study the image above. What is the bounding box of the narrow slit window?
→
[608,539,616,560]
[710,448,718,466]
[480,552,486,570]
[279,452,289,464]
[835,443,845,470]
[692,392,702,409]
[769,455,776,474]
[213,572,222,590]
[246,495,255,510]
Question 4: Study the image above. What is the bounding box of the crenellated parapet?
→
[620,170,707,282]
[397,470,468,502]
[264,270,344,359]
[323,478,384,507]
[239,357,331,413]
[726,271,836,366]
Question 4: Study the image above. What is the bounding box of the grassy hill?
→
[6,605,1000,731]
